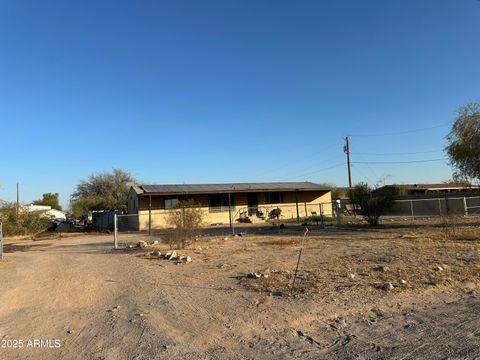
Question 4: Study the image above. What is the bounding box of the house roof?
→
[131,185,144,195]
[135,182,330,196]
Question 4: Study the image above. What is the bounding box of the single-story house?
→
[376,183,480,196]
[127,182,332,230]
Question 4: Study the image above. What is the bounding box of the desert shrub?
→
[350,183,396,226]
[0,203,52,237]
[268,208,282,220]
[268,208,282,227]
[164,200,204,249]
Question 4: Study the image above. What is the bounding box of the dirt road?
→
[0,233,479,359]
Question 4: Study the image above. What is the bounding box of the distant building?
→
[26,204,66,220]
[376,183,480,196]
[127,182,332,230]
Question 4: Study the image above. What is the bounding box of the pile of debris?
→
[146,249,192,263]
[126,240,159,249]
[124,240,193,263]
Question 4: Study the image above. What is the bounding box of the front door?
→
[247,193,258,216]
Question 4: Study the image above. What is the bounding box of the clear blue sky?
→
[0,0,479,208]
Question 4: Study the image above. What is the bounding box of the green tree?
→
[445,102,480,182]
[32,192,62,210]
[70,168,136,215]
[349,183,396,226]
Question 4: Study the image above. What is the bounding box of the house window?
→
[164,198,180,209]
[208,194,234,212]
[265,192,283,204]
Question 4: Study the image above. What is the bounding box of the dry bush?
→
[438,208,464,241]
[0,203,52,237]
[164,200,204,249]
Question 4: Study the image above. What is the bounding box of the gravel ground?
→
[0,220,479,359]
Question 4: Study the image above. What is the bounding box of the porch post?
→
[295,190,300,221]
[228,192,232,230]
[148,194,152,237]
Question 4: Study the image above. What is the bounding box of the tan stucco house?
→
[127,182,332,230]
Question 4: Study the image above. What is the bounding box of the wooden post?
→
[344,137,352,189]
[148,195,152,237]
[228,192,232,230]
[295,190,300,222]
[320,203,324,227]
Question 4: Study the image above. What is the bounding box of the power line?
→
[351,149,443,156]
[253,143,341,179]
[349,123,449,137]
[351,164,373,183]
[280,163,345,181]
[351,158,447,165]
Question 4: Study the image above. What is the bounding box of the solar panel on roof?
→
[140,182,329,194]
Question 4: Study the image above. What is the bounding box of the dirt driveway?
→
[0,227,479,359]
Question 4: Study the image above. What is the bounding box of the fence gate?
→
[113,213,148,249]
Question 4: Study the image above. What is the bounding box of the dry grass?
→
[239,219,480,296]
[253,237,305,246]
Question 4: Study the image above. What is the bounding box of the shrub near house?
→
[0,203,51,237]
[350,183,397,226]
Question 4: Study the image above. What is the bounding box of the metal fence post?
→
[336,201,341,226]
[0,222,3,260]
[410,200,414,220]
[113,214,118,249]
[463,197,468,216]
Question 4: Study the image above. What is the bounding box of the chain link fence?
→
[386,196,480,218]
[0,222,3,260]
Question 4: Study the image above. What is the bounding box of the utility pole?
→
[343,137,352,189]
